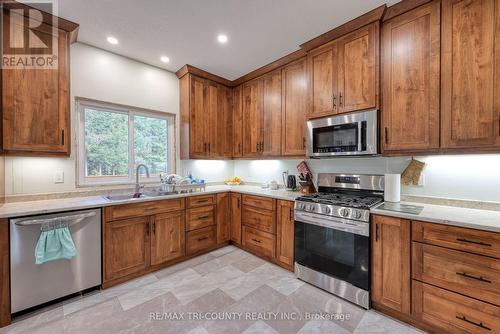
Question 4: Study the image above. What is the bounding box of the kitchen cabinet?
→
[150,212,185,266]
[381,1,440,153]
[186,226,217,255]
[230,193,242,244]
[104,216,150,282]
[218,85,233,158]
[232,85,243,157]
[281,58,307,156]
[216,193,231,244]
[242,78,263,157]
[1,8,78,156]
[371,215,411,316]
[441,0,500,150]
[179,74,232,159]
[307,22,378,118]
[276,200,294,270]
[262,69,282,156]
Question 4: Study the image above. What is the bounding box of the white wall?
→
[233,155,500,203]
[4,43,229,196]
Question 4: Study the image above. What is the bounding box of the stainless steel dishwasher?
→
[10,208,102,313]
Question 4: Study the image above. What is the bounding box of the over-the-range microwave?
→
[306,109,378,158]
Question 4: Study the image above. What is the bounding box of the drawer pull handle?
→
[456,315,491,331]
[197,236,209,241]
[251,238,262,244]
[456,238,492,247]
[456,271,491,283]
[198,215,210,220]
[145,207,159,211]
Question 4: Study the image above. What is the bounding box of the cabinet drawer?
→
[104,198,185,221]
[242,226,275,259]
[242,205,275,234]
[186,205,215,231]
[412,281,500,333]
[186,226,216,255]
[412,221,500,259]
[242,195,275,211]
[188,195,216,208]
[412,242,500,306]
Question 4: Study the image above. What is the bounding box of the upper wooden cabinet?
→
[179,74,232,159]
[308,22,378,118]
[1,7,78,156]
[262,70,282,156]
[242,78,263,157]
[371,215,411,316]
[441,0,500,150]
[381,1,441,152]
[281,58,307,156]
[232,85,243,157]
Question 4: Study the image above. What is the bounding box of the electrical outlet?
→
[54,171,64,184]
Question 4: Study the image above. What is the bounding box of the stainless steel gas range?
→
[294,173,384,309]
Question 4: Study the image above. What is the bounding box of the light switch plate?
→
[54,171,64,184]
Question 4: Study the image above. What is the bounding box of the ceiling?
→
[39,0,399,80]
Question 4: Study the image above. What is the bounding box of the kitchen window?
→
[77,99,175,186]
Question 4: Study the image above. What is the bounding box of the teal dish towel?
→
[35,227,77,264]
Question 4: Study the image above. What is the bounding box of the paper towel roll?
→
[384,174,401,203]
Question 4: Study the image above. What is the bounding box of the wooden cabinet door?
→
[276,200,294,269]
[2,15,70,155]
[230,193,242,244]
[190,76,208,158]
[338,23,378,113]
[282,58,307,156]
[262,70,282,156]
[104,217,150,282]
[381,1,441,152]
[216,193,231,244]
[441,0,500,149]
[371,215,411,315]
[205,81,219,157]
[242,79,263,157]
[232,85,243,157]
[308,42,338,118]
[150,211,185,266]
[217,85,233,158]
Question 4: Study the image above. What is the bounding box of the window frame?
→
[76,98,176,187]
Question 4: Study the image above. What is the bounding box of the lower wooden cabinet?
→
[242,226,275,259]
[186,226,217,255]
[230,193,242,244]
[150,212,185,266]
[371,215,411,315]
[216,193,231,244]
[276,200,294,269]
[412,281,500,333]
[104,216,151,282]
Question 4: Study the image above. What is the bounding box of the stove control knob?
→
[339,208,350,217]
[308,205,315,212]
[323,206,331,214]
[353,210,362,219]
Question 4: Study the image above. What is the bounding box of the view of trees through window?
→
[83,106,169,180]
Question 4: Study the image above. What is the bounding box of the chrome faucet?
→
[134,164,150,196]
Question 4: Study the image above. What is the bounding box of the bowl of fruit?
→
[225,177,242,185]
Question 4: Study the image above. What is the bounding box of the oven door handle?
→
[295,211,369,237]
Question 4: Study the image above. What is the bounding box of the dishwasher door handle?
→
[14,211,97,227]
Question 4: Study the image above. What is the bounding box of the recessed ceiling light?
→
[107,36,118,45]
[160,56,170,63]
[217,34,228,44]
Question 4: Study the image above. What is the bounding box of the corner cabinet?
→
[381,1,441,153]
[1,6,78,156]
[371,215,411,316]
[441,0,500,150]
[308,22,378,119]
[179,74,232,159]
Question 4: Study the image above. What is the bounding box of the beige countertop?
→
[0,185,301,219]
[371,201,500,233]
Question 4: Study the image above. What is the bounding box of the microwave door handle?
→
[357,121,363,152]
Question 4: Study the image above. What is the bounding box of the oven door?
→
[307,109,378,157]
[294,211,370,292]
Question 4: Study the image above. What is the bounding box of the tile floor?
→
[0,246,426,334]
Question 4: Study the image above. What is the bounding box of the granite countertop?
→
[371,201,500,233]
[0,185,302,219]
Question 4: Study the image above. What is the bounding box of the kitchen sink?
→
[104,194,148,201]
[143,191,178,197]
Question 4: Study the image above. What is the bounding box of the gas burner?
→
[298,192,383,210]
